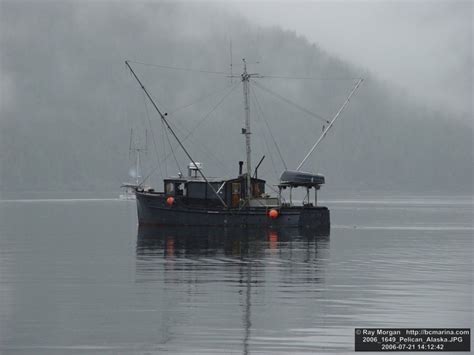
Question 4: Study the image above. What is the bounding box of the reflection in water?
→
[136,226,329,259]
[136,226,330,354]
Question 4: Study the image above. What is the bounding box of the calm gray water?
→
[0,195,472,354]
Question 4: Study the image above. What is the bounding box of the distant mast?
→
[129,128,147,185]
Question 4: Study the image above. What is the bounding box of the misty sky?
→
[227,0,472,118]
[1,0,472,119]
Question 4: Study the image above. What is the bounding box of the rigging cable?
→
[127,60,361,81]
[129,61,237,177]
[125,60,228,208]
[127,60,229,76]
[249,83,288,170]
[163,119,183,177]
[252,79,329,124]
[248,85,281,177]
[168,82,235,115]
[160,118,168,177]
[158,81,239,175]
[248,84,285,196]
[139,82,239,185]
[141,90,163,182]
[172,81,240,142]
[153,92,180,177]
[261,74,363,81]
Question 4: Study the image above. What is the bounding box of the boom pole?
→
[125,60,228,208]
[296,78,364,171]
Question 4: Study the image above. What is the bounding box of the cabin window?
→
[232,183,241,195]
[165,182,175,195]
[187,182,206,199]
[251,181,265,197]
[186,181,224,200]
[176,183,185,196]
[252,182,260,197]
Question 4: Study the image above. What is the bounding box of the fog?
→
[230,0,473,118]
[0,1,472,196]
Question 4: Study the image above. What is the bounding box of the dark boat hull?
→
[136,191,330,230]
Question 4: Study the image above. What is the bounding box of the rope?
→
[249,84,288,170]
[161,82,239,174]
[168,82,235,115]
[127,60,229,75]
[139,82,239,184]
[160,119,168,177]
[163,120,183,176]
[261,74,363,81]
[252,79,329,124]
[172,81,240,140]
[128,60,361,81]
[249,86,279,178]
[141,91,163,182]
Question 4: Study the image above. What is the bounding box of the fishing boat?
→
[125,60,363,228]
[119,129,147,200]
[119,183,137,200]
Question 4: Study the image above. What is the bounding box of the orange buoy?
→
[166,196,175,206]
[268,209,279,219]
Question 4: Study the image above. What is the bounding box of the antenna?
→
[253,155,265,179]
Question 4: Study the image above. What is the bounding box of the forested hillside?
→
[1,2,471,195]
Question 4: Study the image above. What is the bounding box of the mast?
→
[129,128,147,186]
[135,148,141,185]
[241,59,252,200]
